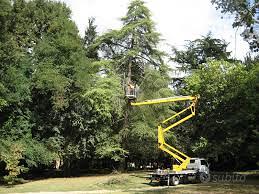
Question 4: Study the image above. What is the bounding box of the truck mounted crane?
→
[128,94,210,186]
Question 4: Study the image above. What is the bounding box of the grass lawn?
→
[0,171,258,194]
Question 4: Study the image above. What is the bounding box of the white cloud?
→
[60,0,249,60]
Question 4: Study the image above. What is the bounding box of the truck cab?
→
[149,158,210,186]
[187,158,210,177]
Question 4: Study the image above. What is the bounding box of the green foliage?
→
[0,140,24,183]
[120,67,174,162]
[95,135,128,162]
[22,139,57,168]
[0,0,87,179]
[211,0,259,51]
[183,60,247,109]
[84,17,99,59]
[32,63,71,110]
[0,138,56,182]
[191,137,208,155]
[82,72,125,161]
[0,0,258,182]
[96,0,164,83]
[0,98,7,111]
[0,111,32,140]
[172,33,231,71]
[183,60,259,169]
[90,0,171,166]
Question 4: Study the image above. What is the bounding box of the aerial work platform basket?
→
[125,83,137,100]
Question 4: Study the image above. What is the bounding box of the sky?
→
[60,0,250,60]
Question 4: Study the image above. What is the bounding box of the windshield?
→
[201,160,208,166]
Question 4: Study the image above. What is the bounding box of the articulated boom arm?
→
[131,96,198,171]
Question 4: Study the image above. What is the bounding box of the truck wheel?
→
[199,172,210,183]
[170,176,180,186]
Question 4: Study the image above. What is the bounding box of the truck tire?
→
[198,172,210,183]
[170,176,180,186]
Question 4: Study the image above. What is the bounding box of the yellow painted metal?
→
[163,106,195,133]
[131,95,198,172]
[131,96,196,106]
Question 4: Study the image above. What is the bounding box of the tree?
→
[183,60,259,170]
[0,0,127,178]
[171,33,232,88]
[30,2,94,175]
[95,0,164,84]
[120,67,174,166]
[95,0,166,132]
[84,17,98,59]
[29,0,126,175]
[0,0,59,181]
[92,0,173,167]
[211,0,259,52]
[172,33,231,71]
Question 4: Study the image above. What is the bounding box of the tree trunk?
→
[123,59,132,129]
[63,158,71,177]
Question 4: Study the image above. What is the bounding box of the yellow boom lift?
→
[129,94,210,185]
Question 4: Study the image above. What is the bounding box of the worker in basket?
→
[128,82,135,96]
